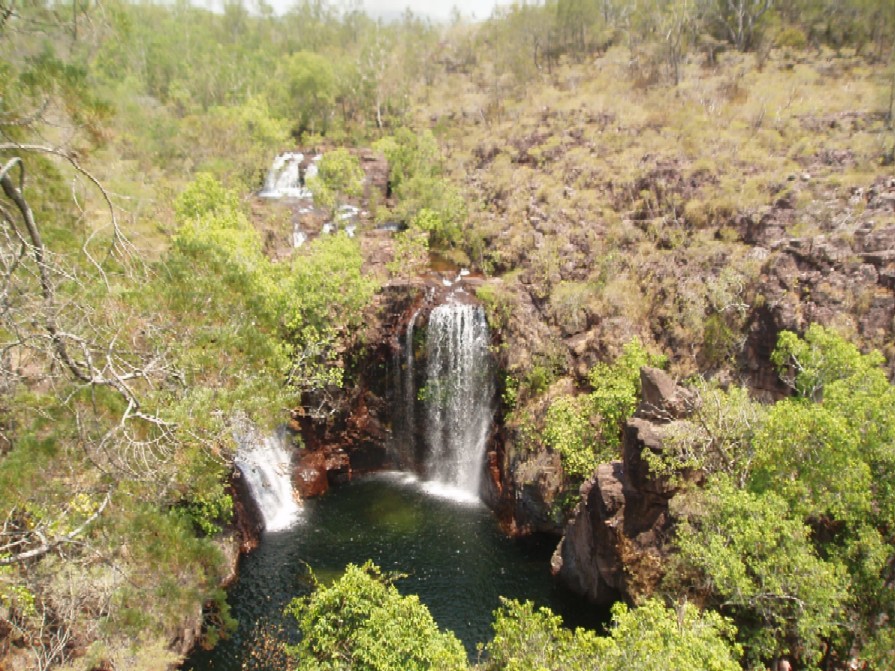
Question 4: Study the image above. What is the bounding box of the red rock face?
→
[230,473,263,553]
[294,450,330,498]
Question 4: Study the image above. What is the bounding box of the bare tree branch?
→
[0,489,113,566]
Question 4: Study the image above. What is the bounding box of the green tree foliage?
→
[668,327,895,669]
[587,338,665,450]
[481,597,742,671]
[544,395,601,480]
[759,327,895,665]
[173,172,286,332]
[554,0,604,56]
[289,232,375,334]
[388,227,430,277]
[649,382,767,487]
[171,174,373,420]
[307,148,365,214]
[545,338,665,481]
[285,562,467,671]
[279,51,338,137]
[770,323,885,400]
[671,478,847,668]
[479,598,605,670]
[374,127,441,194]
[373,128,465,248]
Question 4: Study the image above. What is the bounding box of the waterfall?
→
[235,430,301,532]
[259,152,312,199]
[404,309,420,443]
[389,308,421,470]
[424,302,494,498]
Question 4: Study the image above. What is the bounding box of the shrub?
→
[285,562,467,671]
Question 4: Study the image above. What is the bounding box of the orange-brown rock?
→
[294,450,330,498]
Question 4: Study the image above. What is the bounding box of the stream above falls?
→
[182,473,607,669]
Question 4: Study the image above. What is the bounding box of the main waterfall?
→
[423,301,494,498]
[235,429,301,532]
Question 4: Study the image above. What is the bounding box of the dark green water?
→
[183,473,607,669]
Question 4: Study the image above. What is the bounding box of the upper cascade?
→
[258,152,319,199]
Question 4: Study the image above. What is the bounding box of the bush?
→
[481,597,742,671]
[545,338,664,481]
[285,562,467,671]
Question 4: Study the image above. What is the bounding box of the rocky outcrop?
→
[353,147,389,200]
[744,209,895,394]
[550,367,692,603]
[230,473,263,553]
[492,449,566,536]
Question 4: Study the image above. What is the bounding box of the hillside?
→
[1,1,894,670]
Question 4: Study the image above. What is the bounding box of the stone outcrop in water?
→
[550,367,694,604]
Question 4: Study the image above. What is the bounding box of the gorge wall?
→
[247,150,895,614]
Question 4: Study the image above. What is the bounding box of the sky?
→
[350,0,501,21]
[198,0,504,22]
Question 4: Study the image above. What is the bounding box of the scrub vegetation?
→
[1,0,894,669]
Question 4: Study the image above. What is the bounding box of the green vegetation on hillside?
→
[544,338,665,480]
[1,0,894,669]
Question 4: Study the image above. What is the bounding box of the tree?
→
[306,147,365,215]
[670,478,847,668]
[545,337,665,481]
[649,382,767,488]
[285,562,467,671]
[757,327,895,666]
[709,0,774,51]
[480,597,606,671]
[658,0,702,85]
[481,597,742,671]
[770,323,885,401]
[280,51,337,136]
[666,327,895,668]
[555,0,602,55]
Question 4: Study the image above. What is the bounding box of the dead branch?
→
[0,489,113,566]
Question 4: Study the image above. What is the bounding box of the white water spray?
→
[424,302,494,498]
[235,430,301,532]
[259,152,313,199]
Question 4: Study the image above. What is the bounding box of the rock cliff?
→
[550,367,695,603]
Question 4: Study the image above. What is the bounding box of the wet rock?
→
[354,147,389,200]
[509,451,565,535]
[550,463,624,603]
[294,450,329,498]
[230,472,263,553]
[325,449,352,486]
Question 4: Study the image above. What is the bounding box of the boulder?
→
[550,462,625,603]
[509,450,565,535]
[637,366,695,421]
[294,450,329,498]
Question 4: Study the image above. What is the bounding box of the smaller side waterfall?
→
[235,430,301,532]
[424,302,494,497]
[404,309,420,442]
